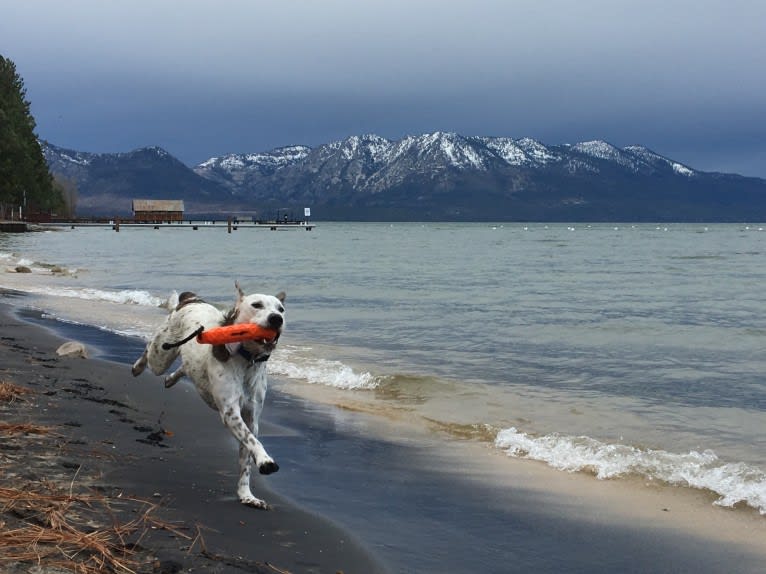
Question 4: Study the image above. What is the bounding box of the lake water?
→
[1,221,765,515]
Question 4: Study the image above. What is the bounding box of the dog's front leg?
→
[220,401,278,474]
[218,399,278,507]
[236,407,268,509]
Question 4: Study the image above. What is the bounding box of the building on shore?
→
[132,199,184,222]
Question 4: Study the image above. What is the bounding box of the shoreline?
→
[3,296,766,573]
[0,301,387,573]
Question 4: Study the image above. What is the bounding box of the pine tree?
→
[0,54,61,218]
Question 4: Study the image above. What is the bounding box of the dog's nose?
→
[267,313,284,329]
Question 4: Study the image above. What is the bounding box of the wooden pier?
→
[0,221,28,233]
[36,219,314,232]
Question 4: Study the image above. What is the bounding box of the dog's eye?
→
[278,306,284,313]
[251,302,264,309]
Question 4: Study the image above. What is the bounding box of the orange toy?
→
[196,324,279,345]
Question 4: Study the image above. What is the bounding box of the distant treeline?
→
[0,54,71,219]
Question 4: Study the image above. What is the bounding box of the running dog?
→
[131,283,286,509]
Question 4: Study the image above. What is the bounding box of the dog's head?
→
[230,282,286,358]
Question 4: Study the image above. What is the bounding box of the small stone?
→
[56,341,89,359]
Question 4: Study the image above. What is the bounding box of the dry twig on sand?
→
[0,378,293,573]
[0,421,53,435]
[0,378,192,573]
[0,380,33,403]
[0,481,190,574]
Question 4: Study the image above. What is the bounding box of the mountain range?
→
[42,133,766,221]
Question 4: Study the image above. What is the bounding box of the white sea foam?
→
[24,286,165,307]
[1,251,79,275]
[271,347,380,390]
[39,311,151,340]
[495,427,766,514]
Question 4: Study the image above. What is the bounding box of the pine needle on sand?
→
[0,379,191,573]
[0,421,53,435]
[0,481,190,574]
[0,380,33,403]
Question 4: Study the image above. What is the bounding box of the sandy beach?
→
[2,295,766,573]
[0,300,386,573]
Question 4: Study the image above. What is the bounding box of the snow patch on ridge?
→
[672,162,695,176]
[571,140,633,167]
[197,146,311,172]
[624,145,696,177]
[192,133,697,178]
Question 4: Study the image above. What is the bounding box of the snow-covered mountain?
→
[193,132,697,195]
[42,133,766,221]
[42,142,232,213]
[196,145,312,188]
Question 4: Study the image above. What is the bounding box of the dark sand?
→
[2,297,766,574]
[0,301,386,574]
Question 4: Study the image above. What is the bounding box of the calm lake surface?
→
[2,221,765,515]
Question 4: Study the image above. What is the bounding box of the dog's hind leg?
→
[164,366,185,388]
[131,351,148,377]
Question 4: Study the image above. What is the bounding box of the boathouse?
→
[132,199,184,222]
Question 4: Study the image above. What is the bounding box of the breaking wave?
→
[21,285,165,307]
[270,347,380,390]
[495,427,766,514]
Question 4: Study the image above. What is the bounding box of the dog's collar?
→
[237,346,271,365]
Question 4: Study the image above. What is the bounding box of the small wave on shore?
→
[271,346,380,390]
[22,285,165,307]
[2,250,169,308]
[495,427,766,515]
[1,251,79,276]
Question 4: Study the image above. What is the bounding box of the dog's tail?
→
[163,290,180,312]
[162,290,202,312]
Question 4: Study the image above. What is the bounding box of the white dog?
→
[131,283,285,509]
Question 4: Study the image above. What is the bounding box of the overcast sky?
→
[2,0,764,176]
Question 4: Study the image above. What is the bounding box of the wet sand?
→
[2,298,766,573]
[0,300,386,573]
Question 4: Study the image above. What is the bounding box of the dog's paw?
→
[239,495,270,510]
[164,375,179,388]
[258,460,279,475]
[131,358,146,377]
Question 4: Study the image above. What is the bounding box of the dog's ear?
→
[275,291,286,303]
[235,281,245,304]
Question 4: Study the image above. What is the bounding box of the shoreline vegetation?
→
[1,56,68,221]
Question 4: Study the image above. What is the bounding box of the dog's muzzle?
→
[267,313,284,329]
